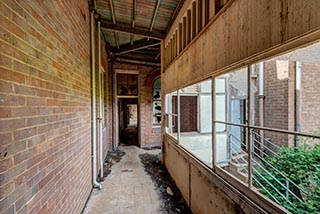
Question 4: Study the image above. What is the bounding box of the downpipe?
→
[90,10,102,190]
[97,20,104,178]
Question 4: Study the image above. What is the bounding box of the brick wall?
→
[262,60,320,147]
[0,1,104,213]
[263,60,292,146]
[300,62,320,145]
[113,63,161,147]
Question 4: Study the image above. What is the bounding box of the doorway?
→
[118,98,139,146]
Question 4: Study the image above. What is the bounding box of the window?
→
[164,41,320,213]
[180,79,212,166]
[152,78,161,126]
[117,73,138,96]
[165,91,178,139]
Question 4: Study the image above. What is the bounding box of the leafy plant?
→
[254,145,320,213]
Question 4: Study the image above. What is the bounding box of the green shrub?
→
[254,145,320,213]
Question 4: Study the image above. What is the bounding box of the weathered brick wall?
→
[113,63,161,147]
[263,60,292,146]
[0,1,98,213]
[300,62,320,145]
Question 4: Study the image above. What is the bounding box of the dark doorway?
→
[118,98,139,146]
[180,96,198,132]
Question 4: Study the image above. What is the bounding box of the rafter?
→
[115,57,160,67]
[100,20,165,40]
[155,52,160,60]
[150,0,161,32]
[130,0,137,45]
[109,0,116,24]
[114,38,160,55]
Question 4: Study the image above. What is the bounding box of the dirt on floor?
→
[101,148,126,179]
[139,153,192,214]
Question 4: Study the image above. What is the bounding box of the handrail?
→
[252,131,280,151]
[229,136,306,203]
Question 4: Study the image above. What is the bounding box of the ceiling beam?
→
[101,20,165,40]
[150,0,161,32]
[114,32,120,49]
[109,0,116,24]
[114,38,160,55]
[155,52,160,60]
[108,0,120,49]
[115,57,160,67]
[130,0,136,45]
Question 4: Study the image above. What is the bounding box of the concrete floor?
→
[83,146,161,214]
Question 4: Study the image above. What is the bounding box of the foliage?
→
[254,145,320,214]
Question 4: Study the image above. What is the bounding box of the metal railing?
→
[229,133,307,205]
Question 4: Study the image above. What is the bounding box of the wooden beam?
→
[115,39,160,55]
[101,20,165,40]
[109,0,116,24]
[150,0,161,31]
[155,52,160,60]
[131,0,137,45]
[191,1,196,39]
[114,32,120,49]
[115,57,160,67]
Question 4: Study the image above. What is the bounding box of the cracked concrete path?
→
[83,145,161,214]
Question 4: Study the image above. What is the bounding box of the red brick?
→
[14,127,37,141]
[1,140,27,158]
[27,116,46,126]
[0,25,12,43]
[27,97,46,106]
[0,107,12,118]
[0,118,25,132]
[0,133,13,145]
[38,124,53,134]
[14,165,38,187]
[0,80,13,95]
[36,89,53,98]
[13,106,38,117]
[0,181,13,201]
[0,157,13,174]
[13,147,36,165]
[0,13,24,40]
[0,94,25,106]
[14,84,36,96]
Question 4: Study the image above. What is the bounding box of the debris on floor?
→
[139,153,192,214]
[102,148,126,178]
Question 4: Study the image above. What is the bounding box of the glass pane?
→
[251,42,320,138]
[164,92,178,139]
[215,68,248,125]
[179,79,212,166]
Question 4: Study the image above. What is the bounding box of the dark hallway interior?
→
[119,98,139,146]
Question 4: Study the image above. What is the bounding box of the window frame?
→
[164,46,320,213]
[152,77,162,127]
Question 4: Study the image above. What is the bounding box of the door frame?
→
[114,70,140,148]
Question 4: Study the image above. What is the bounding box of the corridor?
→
[83,146,161,214]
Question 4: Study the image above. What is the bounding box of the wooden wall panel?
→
[162,0,320,93]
